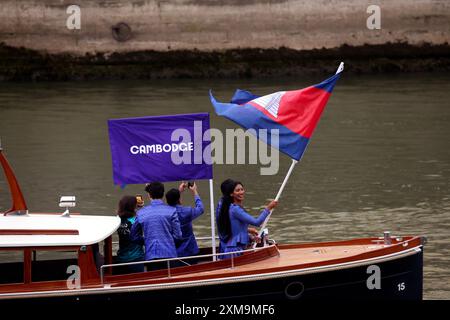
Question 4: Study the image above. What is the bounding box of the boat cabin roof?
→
[0,213,120,248]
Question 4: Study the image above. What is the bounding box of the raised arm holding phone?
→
[166,181,204,260]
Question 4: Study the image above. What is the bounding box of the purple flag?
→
[108,113,213,185]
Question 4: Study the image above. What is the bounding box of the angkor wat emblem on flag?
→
[252,91,286,118]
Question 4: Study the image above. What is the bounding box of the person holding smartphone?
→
[165,181,204,260]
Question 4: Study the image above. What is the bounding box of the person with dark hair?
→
[217,179,260,257]
[219,181,277,259]
[166,182,204,259]
[131,182,182,270]
[216,179,235,254]
[115,195,144,273]
[144,182,165,199]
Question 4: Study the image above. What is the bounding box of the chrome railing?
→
[99,243,279,286]
[112,236,219,246]
[195,236,220,241]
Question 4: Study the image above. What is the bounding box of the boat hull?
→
[0,245,423,303]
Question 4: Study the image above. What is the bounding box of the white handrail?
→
[196,236,220,241]
[100,243,279,286]
[112,237,219,245]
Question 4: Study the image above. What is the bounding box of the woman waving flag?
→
[209,63,344,240]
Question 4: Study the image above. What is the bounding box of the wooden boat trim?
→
[0,237,421,287]
[108,246,422,292]
[0,241,422,300]
[102,236,422,285]
[105,238,422,287]
[102,243,281,283]
[0,246,82,251]
[0,229,79,236]
[0,146,28,215]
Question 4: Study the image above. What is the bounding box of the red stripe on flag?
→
[278,87,331,138]
[248,87,331,138]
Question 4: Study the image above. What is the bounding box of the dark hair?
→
[117,195,137,218]
[145,182,165,199]
[165,188,180,207]
[218,180,242,242]
[220,179,235,195]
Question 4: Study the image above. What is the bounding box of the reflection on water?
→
[0,73,449,299]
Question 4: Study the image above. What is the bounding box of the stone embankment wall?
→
[0,0,449,80]
[0,0,448,54]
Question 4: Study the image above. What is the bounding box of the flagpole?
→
[253,158,298,247]
[336,62,344,74]
[209,179,217,261]
[273,159,298,202]
[253,62,344,245]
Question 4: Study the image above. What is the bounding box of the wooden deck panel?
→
[165,244,386,280]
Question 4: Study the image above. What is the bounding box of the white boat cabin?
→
[0,213,120,286]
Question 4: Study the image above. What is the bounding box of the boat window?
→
[31,250,78,282]
[0,250,24,284]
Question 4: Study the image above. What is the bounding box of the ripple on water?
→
[423,174,443,179]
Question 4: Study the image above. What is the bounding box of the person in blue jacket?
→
[166,182,204,260]
[217,179,261,256]
[218,181,277,258]
[216,179,235,254]
[115,195,145,273]
[131,182,182,270]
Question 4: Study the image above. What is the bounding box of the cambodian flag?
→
[209,63,344,160]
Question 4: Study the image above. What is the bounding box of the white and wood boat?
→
[0,145,424,302]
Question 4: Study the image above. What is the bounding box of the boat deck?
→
[172,244,386,279]
[104,237,423,289]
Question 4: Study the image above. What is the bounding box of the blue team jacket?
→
[131,199,182,260]
[227,204,270,249]
[174,195,204,257]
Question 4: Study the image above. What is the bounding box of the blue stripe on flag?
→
[210,92,309,160]
[314,73,341,93]
[230,89,260,104]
